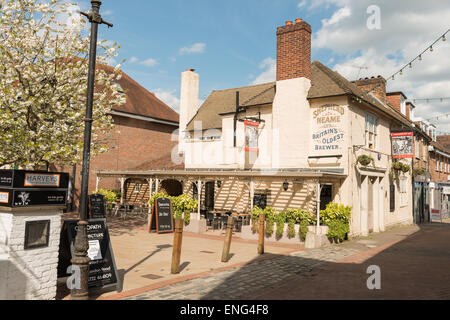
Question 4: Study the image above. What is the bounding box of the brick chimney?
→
[386,92,408,116]
[353,76,387,103]
[276,19,312,81]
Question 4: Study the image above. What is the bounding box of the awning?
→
[95,169,347,180]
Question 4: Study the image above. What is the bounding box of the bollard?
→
[221,216,234,262]
[171,218,184,274]
[258,214,265,255]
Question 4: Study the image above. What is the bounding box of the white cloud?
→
[140,58,158,67]
[179,42,206,55]
[312,0,450,133]
[297,0,307,9]
[154,89,180,112]
[129,56,139,63]
[251,58,276,85]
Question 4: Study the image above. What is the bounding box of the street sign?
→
[0,170,69,208]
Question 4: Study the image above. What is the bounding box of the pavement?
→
[119,222,450,300]
[56,215,303,300]
[57,215,450,300]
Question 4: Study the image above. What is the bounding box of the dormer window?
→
[400,97,406,115]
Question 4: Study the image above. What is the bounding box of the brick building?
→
[57,66,181,210]
[429,139,450,220]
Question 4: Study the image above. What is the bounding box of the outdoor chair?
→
[220,215,229,230]
[234,217,243,232]
[206,213,215,227]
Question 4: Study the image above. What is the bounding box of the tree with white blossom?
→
[0,0,126,169]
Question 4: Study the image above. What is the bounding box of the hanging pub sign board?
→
[0,170,69,208]
[65,219,120,292]
[310,104,346,157]
[149,197,174,233]
[392,132,414,159]
[89,194,106,219]
[245,120,259,152]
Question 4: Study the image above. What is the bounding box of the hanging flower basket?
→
[401,164,411,173]
[357,155,374,166]
[392,162,402,171]
[414,167,426,177]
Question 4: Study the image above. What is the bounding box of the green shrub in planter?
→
[275,211,287,238]
[264,207,276,237]
[295,208,316,225]
[94,189,119,210]
[320,203,352,242]
[251,206,264,233]
[298,220,309,241]
[287,220,296,238]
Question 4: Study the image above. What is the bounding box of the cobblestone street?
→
[117,223,449,300]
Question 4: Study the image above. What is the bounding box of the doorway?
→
[205,181,215,211]
[320,185,333,211]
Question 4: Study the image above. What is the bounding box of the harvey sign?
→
[310,104,346,156]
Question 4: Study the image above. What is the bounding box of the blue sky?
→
[74,0,450,134]
[80,0,339,102]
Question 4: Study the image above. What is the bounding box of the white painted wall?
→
[179,70,199,154]
[0,210,62,300]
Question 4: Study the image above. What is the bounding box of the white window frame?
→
[422,140,427,161]
[415,136,420,159]
[365,113,377,150]
[133,183,141,194]
[399,177,408,207]
[400,97,406,115]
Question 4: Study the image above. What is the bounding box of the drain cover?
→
[141,274,163,280]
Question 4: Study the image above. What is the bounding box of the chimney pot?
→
[295,18,303,23]
[277,19,312,81]
[186,68,195,72]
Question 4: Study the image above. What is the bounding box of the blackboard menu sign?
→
[89,194,106,219]
[149,197,173,234]
[65,219,119,291]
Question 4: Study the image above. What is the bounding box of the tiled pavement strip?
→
[121,234,393,300]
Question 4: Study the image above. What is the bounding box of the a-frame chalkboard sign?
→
[89,194,106,219]
[148,197,174,234]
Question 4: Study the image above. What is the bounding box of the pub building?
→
[97,19,417,237]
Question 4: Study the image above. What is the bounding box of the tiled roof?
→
[101,64,179,124]
[185,82,275,131]
[127,153,184,171]
[185,60,411,131]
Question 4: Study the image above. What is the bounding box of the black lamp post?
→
[70,0,113,300]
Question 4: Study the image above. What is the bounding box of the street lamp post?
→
[71,0,113,300]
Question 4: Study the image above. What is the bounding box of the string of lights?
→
[358,27,450,101]
[425,112,450,122]
[410,97,450,104]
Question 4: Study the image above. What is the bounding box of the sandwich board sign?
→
[89,194,106,219]
[64,219,120,292]
[148,197,174,234]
